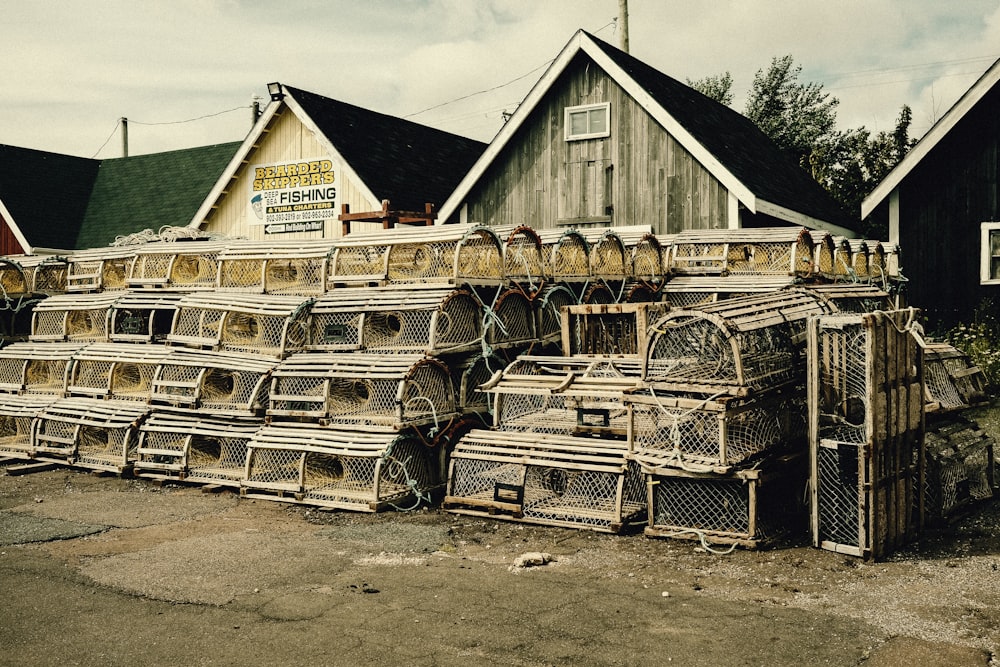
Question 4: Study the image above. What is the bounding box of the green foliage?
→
[942,299,1000,391]
[687,71,734,106]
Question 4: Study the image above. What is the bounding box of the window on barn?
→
[565,103,610,141]
[980,222,1000,284]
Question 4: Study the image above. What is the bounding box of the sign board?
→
[249,158,338,230]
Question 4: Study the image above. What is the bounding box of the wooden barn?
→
[190,84,487,241]
[863,57,1000,327]
[0,142,240,254]
[439,30,856,237]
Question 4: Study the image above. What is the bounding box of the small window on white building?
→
[565,103,610,141]
[980,222,1000,284]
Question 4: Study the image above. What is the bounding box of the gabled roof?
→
[862,56,1000,219]
[0,142,240,252]
[192,84,487,226]
[439,30,856,235]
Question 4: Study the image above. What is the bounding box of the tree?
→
[687,71,734,106]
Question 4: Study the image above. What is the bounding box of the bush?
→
[941,300,1000,392]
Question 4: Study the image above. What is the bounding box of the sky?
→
[4,0,1000,159]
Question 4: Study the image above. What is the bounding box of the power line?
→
[90,118,122,158]
[128,105,248,126]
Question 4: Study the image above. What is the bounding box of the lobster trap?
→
[308,286,484,355]
[808,310,925,559]
[561,302,668,358]
[533,228,591,282]
[268,352,457,429]
[2,255,69,295]
[127,240,228,290]
[534,284,578,347]
[643,452,807,549]
[151,348,275,415]
[923,415,994,523]
[846,239,871,279]
[502,226,546,285]
[624,228,665,283]
[167,292,313,358]
[30,292,120,342]
[832,238,854,280]
[0,258,30,298]
[921,342,988,413]
[483,287,537,350]
[812,232,837,279]
[109,291,183,343]
[0,342,84,395]
[329,224,504,286]
[668,227,815,277]
[659,275,799,309]
[587,228,630,282]
[65,343,171,402]
[794,283,893,315]
[134,412,263,486]
[66,247,135,292]
[628,389,806,473]
[482,355,642,437]
[447,351,508,417]
[242,422,437,511]
[216,239,336,295]
[444,428,646,533]
[0,394,58,459]
[31,398,150,473]
[645,290,830,394]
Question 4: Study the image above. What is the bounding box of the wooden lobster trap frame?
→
[66,247,136,293]
[832,237,854,280]
[921,342,988,413]
[108,291,183,343]
[668,227,815,277]
[126,240,228,290]
[216,239,336,295]
[793,283,893,315]
[645,290,831,394]
[447,350,508,417]
[587,228,630,282]
[0,258,30,298]
[660,275,798,309]
[242,422,437,512]
[134,412,264,486]
[0,394,59,459]
[502,226,546,285]
[846,239,871,279]
[808,310,925,560]
[812,231,837,278]
[444,428,646,533]
[0,342,84,396]
[65,343,171,402]
[533,228,591,282]
[30,292,121,343]
[308,286,484,356]
[167,292,313,358]
[561,302,668,358]
[923,415,994,524]
[0,255,69,295]
[31,397,150,473]
[268,352,457,429]
[535,284,578,347]
[481,355,642,437]
[151,348,275,416]
[627,388,806,473]
[626,229,665,284]
[329,224,504,286]
[643,451,807,549]
[483,287,538,350]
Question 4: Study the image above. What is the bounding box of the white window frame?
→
[980,221,1000,284]
[564,103,610,141]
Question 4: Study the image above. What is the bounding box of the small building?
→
[191,84,487,241]
[0,142,241,254]
[863,57,1000,327]
[439,30,856,238]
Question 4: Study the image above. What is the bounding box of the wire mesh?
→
[519,461,645,530]
[815,322,869,445]
[170,306,225,344]
[200,367,269,414]
[387,242,447,282]
[331,244,389,282]
[487,290,535,348]
[504,228,545,282]
[0,415,34,456]
[589,234,628,280]
[24,359,70,394]
[187,434,250,483]
[218,259,263,289]
[246,447,303,488]
[219,312,286,357]
[816,441,862,548]
[547,232,590,280]
[171,253,220,288]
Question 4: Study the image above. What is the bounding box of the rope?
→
[381,444,432,512]
[649,526,739,555]
[646,387,726,473]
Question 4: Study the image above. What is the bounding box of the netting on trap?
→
[13,255,69,294]
[151,349,275,415]
[216,240,335,295]
[268,352,457,429]
[629,389,806,472]
[808,311,925,559]
[502,226,546,284]
[923,416,995,524]
[535,284,577,345]
[0,395,56,458]
[134,412,262,486]
[644,453,805,548]
[66,248,135,293]
[847,240,871,279]
[30,292,119,342]
[668,228,815,277]
[561,302,668,358]
[167,293,313,358]
[922,342,988,413]
[868,242,888,282]
[388,226,503,285]
[0,259,29,297]
[645,291,830,393]
[243,423,436,511]
[631,233,665,283]
[127,241,226,290]
[588,230,629,282]
[109,292,182,343]
[444,429,645,533]
[538,229,591,281]
[485,288,536,349]
[832,238,854,280]
[812,232,837,278]
[66,343,170,402]
[0,342,83,395]
[31,398,149,472]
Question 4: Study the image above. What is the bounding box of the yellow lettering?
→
[255,168,266,179]
[320,160,332,172]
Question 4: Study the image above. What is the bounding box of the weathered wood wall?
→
[463,54,729,235]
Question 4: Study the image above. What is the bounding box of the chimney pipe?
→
[120,117,128,158]
[618,0,629,53]
[251,96,261,126]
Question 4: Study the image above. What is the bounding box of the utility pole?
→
[618,0,629,52]
[121,117,128,158]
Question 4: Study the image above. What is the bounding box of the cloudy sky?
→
[5,1,1000,159]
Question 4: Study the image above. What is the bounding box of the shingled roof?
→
[0,142,240,252]
[282,85,487,212]
[440,30,856,233]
